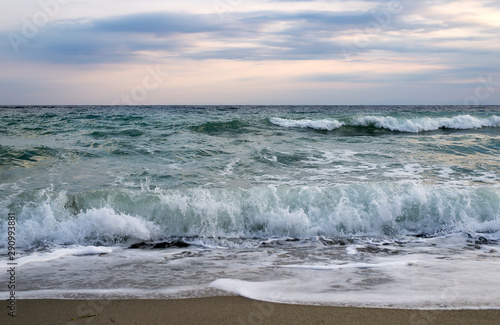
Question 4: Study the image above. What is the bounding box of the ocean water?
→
[1,105,500,309]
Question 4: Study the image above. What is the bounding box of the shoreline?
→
[2,297,500,325]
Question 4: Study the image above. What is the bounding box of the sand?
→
[2,297,500,325]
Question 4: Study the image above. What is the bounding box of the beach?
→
[2,0,500,321]
[2,297,500,325]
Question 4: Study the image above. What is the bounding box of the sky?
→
[0,0,499,105]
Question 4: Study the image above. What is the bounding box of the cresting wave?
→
[269,118,343,131]
[2,183,499,248]
[270,115,500,132]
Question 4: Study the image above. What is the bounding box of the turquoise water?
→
[1,105,500,307]
[1,105,499,245]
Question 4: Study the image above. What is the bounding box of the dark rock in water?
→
[129,242,148,249]
[153,240,190,249]
[129,240,190,249]
[258,239,286,247]
[414,234,433,238]
[259,241,279,247]
[318,237,353,246]
[152,242,170,249]
[466,234,496,245]
[356,245,402,255]
[172,240,190,248]
[475,236,489,244]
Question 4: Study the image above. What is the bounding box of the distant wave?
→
[353,115,500,132]
[270,117,344,131]
[270,115,500,133]
[2,183,499,248]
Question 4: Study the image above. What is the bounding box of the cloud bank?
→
[0,0,499,104]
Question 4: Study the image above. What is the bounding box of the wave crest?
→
[270,115,500,133]
[270,117,343,131]
[2,184,499,248]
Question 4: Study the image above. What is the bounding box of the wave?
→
[190,120,249,134]
[269,117,343,131]
[2,183,499,248]
[353,115,500,133]
[0,145,60,167]
[0,246,112,268]
[270,115,500,133]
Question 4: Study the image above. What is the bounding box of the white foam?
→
[1,233,499,309]
[2,183,500,248]
[270,115,500,133]
[270,117,343,131]
[303,149,358,166]
[0,286,210,300]
[352,115,500,133]
[346,246,358,255]
[221,158,239,176]
[0,246,112,268]
[10,205,161,248]
[210,251,500,308]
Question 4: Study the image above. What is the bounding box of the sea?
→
[1,105,500,309]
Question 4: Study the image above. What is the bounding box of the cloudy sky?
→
[1,0,499,105]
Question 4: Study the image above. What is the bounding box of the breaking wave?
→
[269,117,344,131]
[270,115,500,133]
[2,183,499,248]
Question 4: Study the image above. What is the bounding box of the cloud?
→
[299,66,500,91]
[0,11,417,62]
[2,2,499,66]
[0,10,364,63]
[91,12,221,34]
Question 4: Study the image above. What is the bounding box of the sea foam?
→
[270,117,344,130]
[270,115,500,133]
[0,246,112,268]
[2,183,499,248]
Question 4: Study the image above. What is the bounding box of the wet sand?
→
[3,297,500,325]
